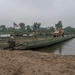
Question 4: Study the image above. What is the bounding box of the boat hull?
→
[15,35,75,50]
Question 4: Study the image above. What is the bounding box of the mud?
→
[0,50,75,75]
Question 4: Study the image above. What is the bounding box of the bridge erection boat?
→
[15,35,75,50]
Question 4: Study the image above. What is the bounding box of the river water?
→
[36,38,75,55]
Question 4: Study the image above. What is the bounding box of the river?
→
[36,38,75,55]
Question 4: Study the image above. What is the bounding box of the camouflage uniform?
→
[7,38,15,50]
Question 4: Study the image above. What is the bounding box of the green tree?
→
[49,26,55,32]
[19,23,25,31]
[32,22,41,31]
[39,27,47,34]
[27,25,32,32]
[55,21,63,29]
[7,27,13,31]
[37,23,41,30]
[0,25,7,31]
[64,26,75,33]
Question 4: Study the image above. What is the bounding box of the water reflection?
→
[36,38,75,55]
[59,46,62,54]
[36,42,66,54]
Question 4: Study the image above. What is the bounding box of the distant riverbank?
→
[0,50,75,75]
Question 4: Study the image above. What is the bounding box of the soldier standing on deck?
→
[4,34,15,50]
[8,34,15,50]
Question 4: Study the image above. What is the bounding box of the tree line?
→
[0,21,75,34]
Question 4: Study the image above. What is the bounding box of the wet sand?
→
[0,50,75,75]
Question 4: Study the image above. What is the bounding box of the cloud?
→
[0,0,75,27]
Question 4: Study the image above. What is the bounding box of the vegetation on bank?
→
[0,21,75,34]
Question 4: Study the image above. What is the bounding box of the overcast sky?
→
[0,0,75,28]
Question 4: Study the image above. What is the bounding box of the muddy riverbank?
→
[0,50,75,75]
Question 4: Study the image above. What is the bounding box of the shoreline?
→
[0,50,75,75]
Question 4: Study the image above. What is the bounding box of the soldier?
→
[3,35,15,50]
[7,38,15,50]
[7,34,15,50]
